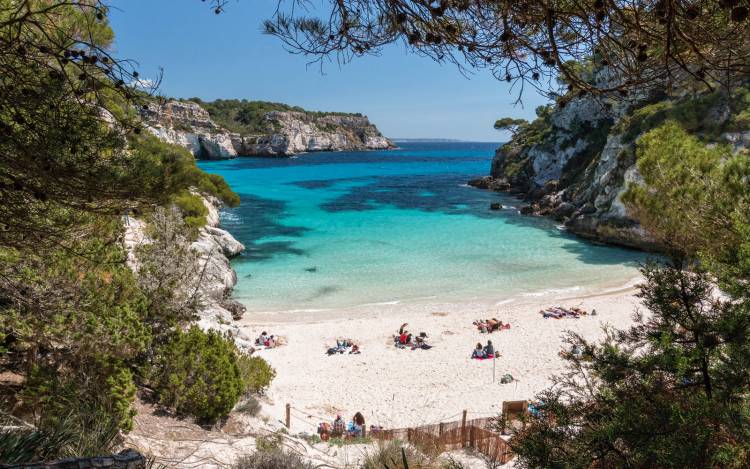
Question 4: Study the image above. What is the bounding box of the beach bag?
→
[500,374,514,384]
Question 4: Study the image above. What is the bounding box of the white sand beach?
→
[238,279,645,433]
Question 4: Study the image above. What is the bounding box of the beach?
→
[239,281,644,433]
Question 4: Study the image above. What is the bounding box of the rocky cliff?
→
[141,100,393,159]
[470,72,750,251]
[123,194,254,351]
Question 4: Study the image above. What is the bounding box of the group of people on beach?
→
[317,412,366,441]
[326,338,361,355]
[471,340,496,359]
[255,331,281,348]
[393,323,432,350]
[540,305,591,319]
[473,318,511,333]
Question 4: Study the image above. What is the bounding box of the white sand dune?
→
[238,281,644,433]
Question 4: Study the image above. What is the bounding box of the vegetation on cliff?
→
[0,2,270,463]
[186,98,363,135]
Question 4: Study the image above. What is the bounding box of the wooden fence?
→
[369,411,515,464]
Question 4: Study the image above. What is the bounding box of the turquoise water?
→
[198,142,647,313]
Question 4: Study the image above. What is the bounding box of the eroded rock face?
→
[470,69,665,250]
[231,111,394,156]
[123,194,252,350]
[142,101,393,159]
[142,101,237,160]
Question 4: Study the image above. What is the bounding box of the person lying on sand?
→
[474,318,511,332]
[326,338,359,355]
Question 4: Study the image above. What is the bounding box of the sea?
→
[197,141,648,313]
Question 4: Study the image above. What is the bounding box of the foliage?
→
[189,98,362,135]
[0,404,121,464]
[259,0,750,100]
[173,191,208,229]
[361,440,441,469]
[237,355,276,395]
[234,396,261,416]
[623,121,750,264]
[493,117,528,134]
[127,133,239,207]
[615,91,727,143]
[232,448,314,469]
[146,326,245,422]
[510,262,750,468]
[136,207,203,342]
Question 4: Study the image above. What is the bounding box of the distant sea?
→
[198,142,647,313]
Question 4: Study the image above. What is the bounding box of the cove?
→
[197,142,648,313]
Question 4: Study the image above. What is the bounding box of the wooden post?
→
[407,428,412,443]
[469,426,476,449]
[439,422,445,437]
[285,403,291,429]
[461,410,468,447]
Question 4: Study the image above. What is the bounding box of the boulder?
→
[552,202,577,219]
[221,298,247,321]
[206,226,245,258]
[519,205,536,215]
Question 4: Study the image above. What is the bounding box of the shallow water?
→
[198,142,648,313]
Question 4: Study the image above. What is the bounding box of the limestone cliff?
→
[141,100,393,159]
[470,74,750,251]
[123,194,253,351]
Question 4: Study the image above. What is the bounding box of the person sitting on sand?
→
[350,344,361,354]
[256,331,268,346]
[266,335,276,348]
[484,340,495,357]
[398,332,409,345]
[472,342,486,359]
[332,415,345,437]
[350,412,365,437]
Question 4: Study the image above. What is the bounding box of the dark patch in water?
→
[304,266,318,272]
[306,285,340,300]
[214,193,310,263]
[291,176,374,190]
[244,241,307,262]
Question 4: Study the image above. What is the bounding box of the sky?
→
[108,0,550,142]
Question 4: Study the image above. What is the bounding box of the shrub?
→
[232,448,313,469]
[361,441,439,469]
[235,396,261,416]
[127,133,239,207]
[173,191,208,229]
[237,355,276,395]
[147,326,244,421]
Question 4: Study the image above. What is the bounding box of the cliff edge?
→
[141,100,394,159]
[471,71,750,251]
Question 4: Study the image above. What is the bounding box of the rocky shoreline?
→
[142,100,394,159]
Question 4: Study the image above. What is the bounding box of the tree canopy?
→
[247,0,750,100]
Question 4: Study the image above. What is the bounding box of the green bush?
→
[147,326,245,421]
[128,133,239,207]
[173,191,208,229]
[237,355,276,395]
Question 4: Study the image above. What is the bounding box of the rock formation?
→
[123,194,252,351]
[141,100,394,159]
[470,70,748,251]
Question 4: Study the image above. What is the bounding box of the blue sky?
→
[108,0,549,141]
